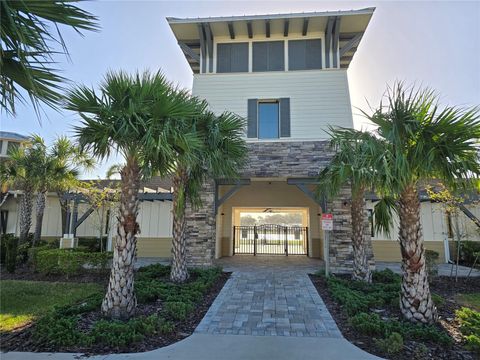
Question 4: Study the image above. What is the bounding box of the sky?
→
[1,0,479,178]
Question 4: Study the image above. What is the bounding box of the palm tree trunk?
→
[33,190,47,247]
[351,187,372,282]
[398,184,437,324]
[19,187,34,244]
[170,169,189,283]
[101,158,140,320]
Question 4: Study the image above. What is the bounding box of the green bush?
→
[374,332,404,355]
[163,301,194,321]
[456,307,480,353]
[431,293,445,307]
[372,268,401,284]
[425,250,439,279]
[33,314,86,347]
[412,343,429,360]
[3,233,19,273]
[349,312,452,346]
[77,237,107,252]
[35,249,112,276]
[460,241,480,268]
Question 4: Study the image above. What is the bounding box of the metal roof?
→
[0,131,30,142]
[167,8,375,72]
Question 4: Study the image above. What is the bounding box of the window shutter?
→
[217,44,231,73]
[252,42,268,72]
[247,99,258,138]
[280,98,290,137]
[268,41,285,71]
[306,39,322,69]
[231,43,249,72]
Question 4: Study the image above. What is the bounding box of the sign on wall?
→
[321,213,333,231]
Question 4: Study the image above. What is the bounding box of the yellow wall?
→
[136,237,172,258]
[372,240,448,262]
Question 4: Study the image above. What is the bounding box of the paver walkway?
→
[196,255,341,337]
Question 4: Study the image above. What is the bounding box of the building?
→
[167,8,375,272]
[0,131,30,159]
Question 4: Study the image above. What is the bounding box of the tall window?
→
[216,43,248,73]
[258,101,279,139]
[288,39,322,70]
[252,41,284,72]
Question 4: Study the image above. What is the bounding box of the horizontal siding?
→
[192,70,353,139]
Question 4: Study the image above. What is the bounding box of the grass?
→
[0,280,102,332]
[456,293,480,312]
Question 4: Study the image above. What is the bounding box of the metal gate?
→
[233,225,309,256]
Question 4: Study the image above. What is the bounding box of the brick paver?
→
[195,256,341,338]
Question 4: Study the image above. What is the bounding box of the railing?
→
[233,225,308,256]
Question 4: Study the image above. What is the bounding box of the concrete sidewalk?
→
[2,333,382,360]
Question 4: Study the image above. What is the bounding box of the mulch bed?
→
[309,274,479,360]
[1,270,230,354]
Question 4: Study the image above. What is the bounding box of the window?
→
[217,43,248,73]
[288,39,322,70]
[252,41,284,72]
[258,101,279,139]
[6,141,19,155]
[367,209,375,237]
[105,209,111,235]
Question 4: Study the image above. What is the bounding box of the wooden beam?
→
[283,19,289,37]
[228,22,235,39]
[197,24,206,73]
[73,207,95,231]
[247,21,253,39]
[265,19,270,37]
[339,32,362,57]
[178,42,200,63]
[204,23,214,73]
[324,17,334,68]
[302,18,309,36]
[214,179,251,214]
[332,17,341,68]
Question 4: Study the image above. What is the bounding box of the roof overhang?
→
[167,8,375,72]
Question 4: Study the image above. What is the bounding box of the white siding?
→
[192,69,353,140]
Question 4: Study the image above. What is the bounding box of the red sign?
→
[321,213,333,231]
[321,213,333,220]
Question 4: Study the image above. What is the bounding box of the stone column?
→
[184,180,216,267]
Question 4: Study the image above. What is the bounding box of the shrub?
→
[163,301,194,321]
[425,250,439,279]
[431,293,445,307]
[372,268,401,284]
[3,234,19,273]
[456,307,480,353]
[459,241,480,268]
[374,332,404,355]
[412,343,429,360]
[350,312,383,335]
[33,314,86,347]
[77,237,107,252]
[35,249,112,276]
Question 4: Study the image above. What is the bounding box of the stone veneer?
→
[185,140,370,273]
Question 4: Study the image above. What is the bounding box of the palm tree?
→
[317,127,387,282]
[364,83,480,324]
[0,137,42,244]
[65,70,205,320]
[30,135,94,246]
[169,111,247,283]
[1,0,98,115]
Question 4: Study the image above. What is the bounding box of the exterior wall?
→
[192,70,353,140]
[366,200,480,263]
[0,193,173,258]
[185,140,356,273]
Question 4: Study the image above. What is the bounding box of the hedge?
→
[35,249,112,276]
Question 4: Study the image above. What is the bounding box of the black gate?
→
[233,225,308,256]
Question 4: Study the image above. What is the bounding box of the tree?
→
[364,83,480,324]
[65,70,205,320]
[0,137,40,243]
[169,111,247,283]
[30,135,93,247]
[317,127,387,282]
[1,0,98,116]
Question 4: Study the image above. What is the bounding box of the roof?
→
[167,8,375,72]
[0,131,30,142]
[81,176,173,193]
